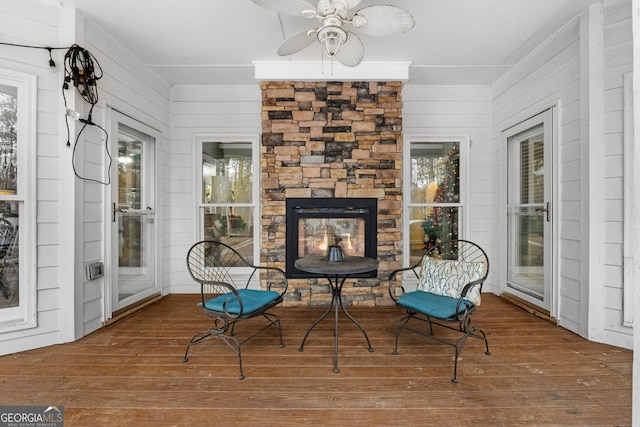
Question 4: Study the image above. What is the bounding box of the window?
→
[197,136,258,264]
[0,69,36,330]
[405,136,468,267]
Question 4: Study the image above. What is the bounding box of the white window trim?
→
[0,69,37,331]
[402,134,470,289]
[623,72,633,327]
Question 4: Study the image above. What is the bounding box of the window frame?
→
[403,134,470,271]
[193,133,260,264]
[0,69,37,331]
[623,72,633,326]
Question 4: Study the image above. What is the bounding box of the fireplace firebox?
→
[285,198,378,278]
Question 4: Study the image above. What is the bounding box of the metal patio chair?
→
[388,239,490,382]
[182,240,288,379]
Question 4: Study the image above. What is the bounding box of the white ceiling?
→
[58,0,602,86]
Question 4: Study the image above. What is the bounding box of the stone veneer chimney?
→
[260,81,403,307]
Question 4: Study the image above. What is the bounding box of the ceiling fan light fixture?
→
[317,26,346,57]
[351,15,366,29]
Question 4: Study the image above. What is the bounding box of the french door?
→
[503,110,554,313]
[109,110,159,314]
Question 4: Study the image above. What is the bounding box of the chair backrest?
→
[186,240,253,294]
[0,218,16,259]
[417,239,489,304]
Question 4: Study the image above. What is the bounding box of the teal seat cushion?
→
[204,289,280,316]
[397,290,474,320]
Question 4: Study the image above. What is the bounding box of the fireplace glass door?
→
[286,198,377,278]
[299,217,365,258]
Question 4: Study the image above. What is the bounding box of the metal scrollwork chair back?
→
[182,240,288,379]
[388,239,490,382]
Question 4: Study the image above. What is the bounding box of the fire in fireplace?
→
[285,198,378,278]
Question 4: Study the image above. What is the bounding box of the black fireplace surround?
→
[285,198,378,278]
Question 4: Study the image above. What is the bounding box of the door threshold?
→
[104,293,163,326]
[500,292,556,325]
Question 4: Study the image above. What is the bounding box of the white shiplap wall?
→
[0,0,172,354]
[169,85,261,293]
[601,0,633,347]
[493,14,584,335]
[491,0,633,349]
[169,84,494,295]
[78,16,171,334]
[402,85,494,291]
[0,1,67,352]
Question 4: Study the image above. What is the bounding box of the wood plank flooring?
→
[0,294,632,426]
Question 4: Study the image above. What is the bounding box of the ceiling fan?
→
[251,0,415,67]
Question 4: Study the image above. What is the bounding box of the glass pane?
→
[118,137,142,209]
[0,201,18,309]
[203,206,254,264]
[507,207,544,300]
[520,129,544,204]
[202,142,252,204]
[410,142,459,204]
[116,123,155,304]
[298,217,365,258]
[409,206,459,258]
[119,213,147,268]
[507,124,545,301]
[0,85,17,195]
[409,140,461,265]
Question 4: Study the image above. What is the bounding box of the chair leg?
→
[392,314,413,355]
[263,313,284,348]
[233,337,245,380]
[393,312,491,383]
[182,329,215,362]
[451,326,491,383]
[183,313,284,380]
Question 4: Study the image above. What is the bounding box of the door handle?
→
[112,203,127,222]
[534,202,551,222]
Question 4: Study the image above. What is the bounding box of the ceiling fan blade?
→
[251,0,317,17]
[344,0,362,8]
[277,29,316,56]
[332,0,362,10]
[335,31,364,67]
[352,5,415,36]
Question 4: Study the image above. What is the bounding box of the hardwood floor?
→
[0,294,631,426]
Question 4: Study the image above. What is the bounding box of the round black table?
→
[295,255,379,373]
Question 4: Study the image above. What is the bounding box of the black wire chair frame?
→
[388,239,490,382]
[182,240,288,379]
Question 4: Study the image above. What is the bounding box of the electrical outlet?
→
[85,262,104,281]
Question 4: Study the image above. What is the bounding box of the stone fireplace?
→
[260,81,403,307]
